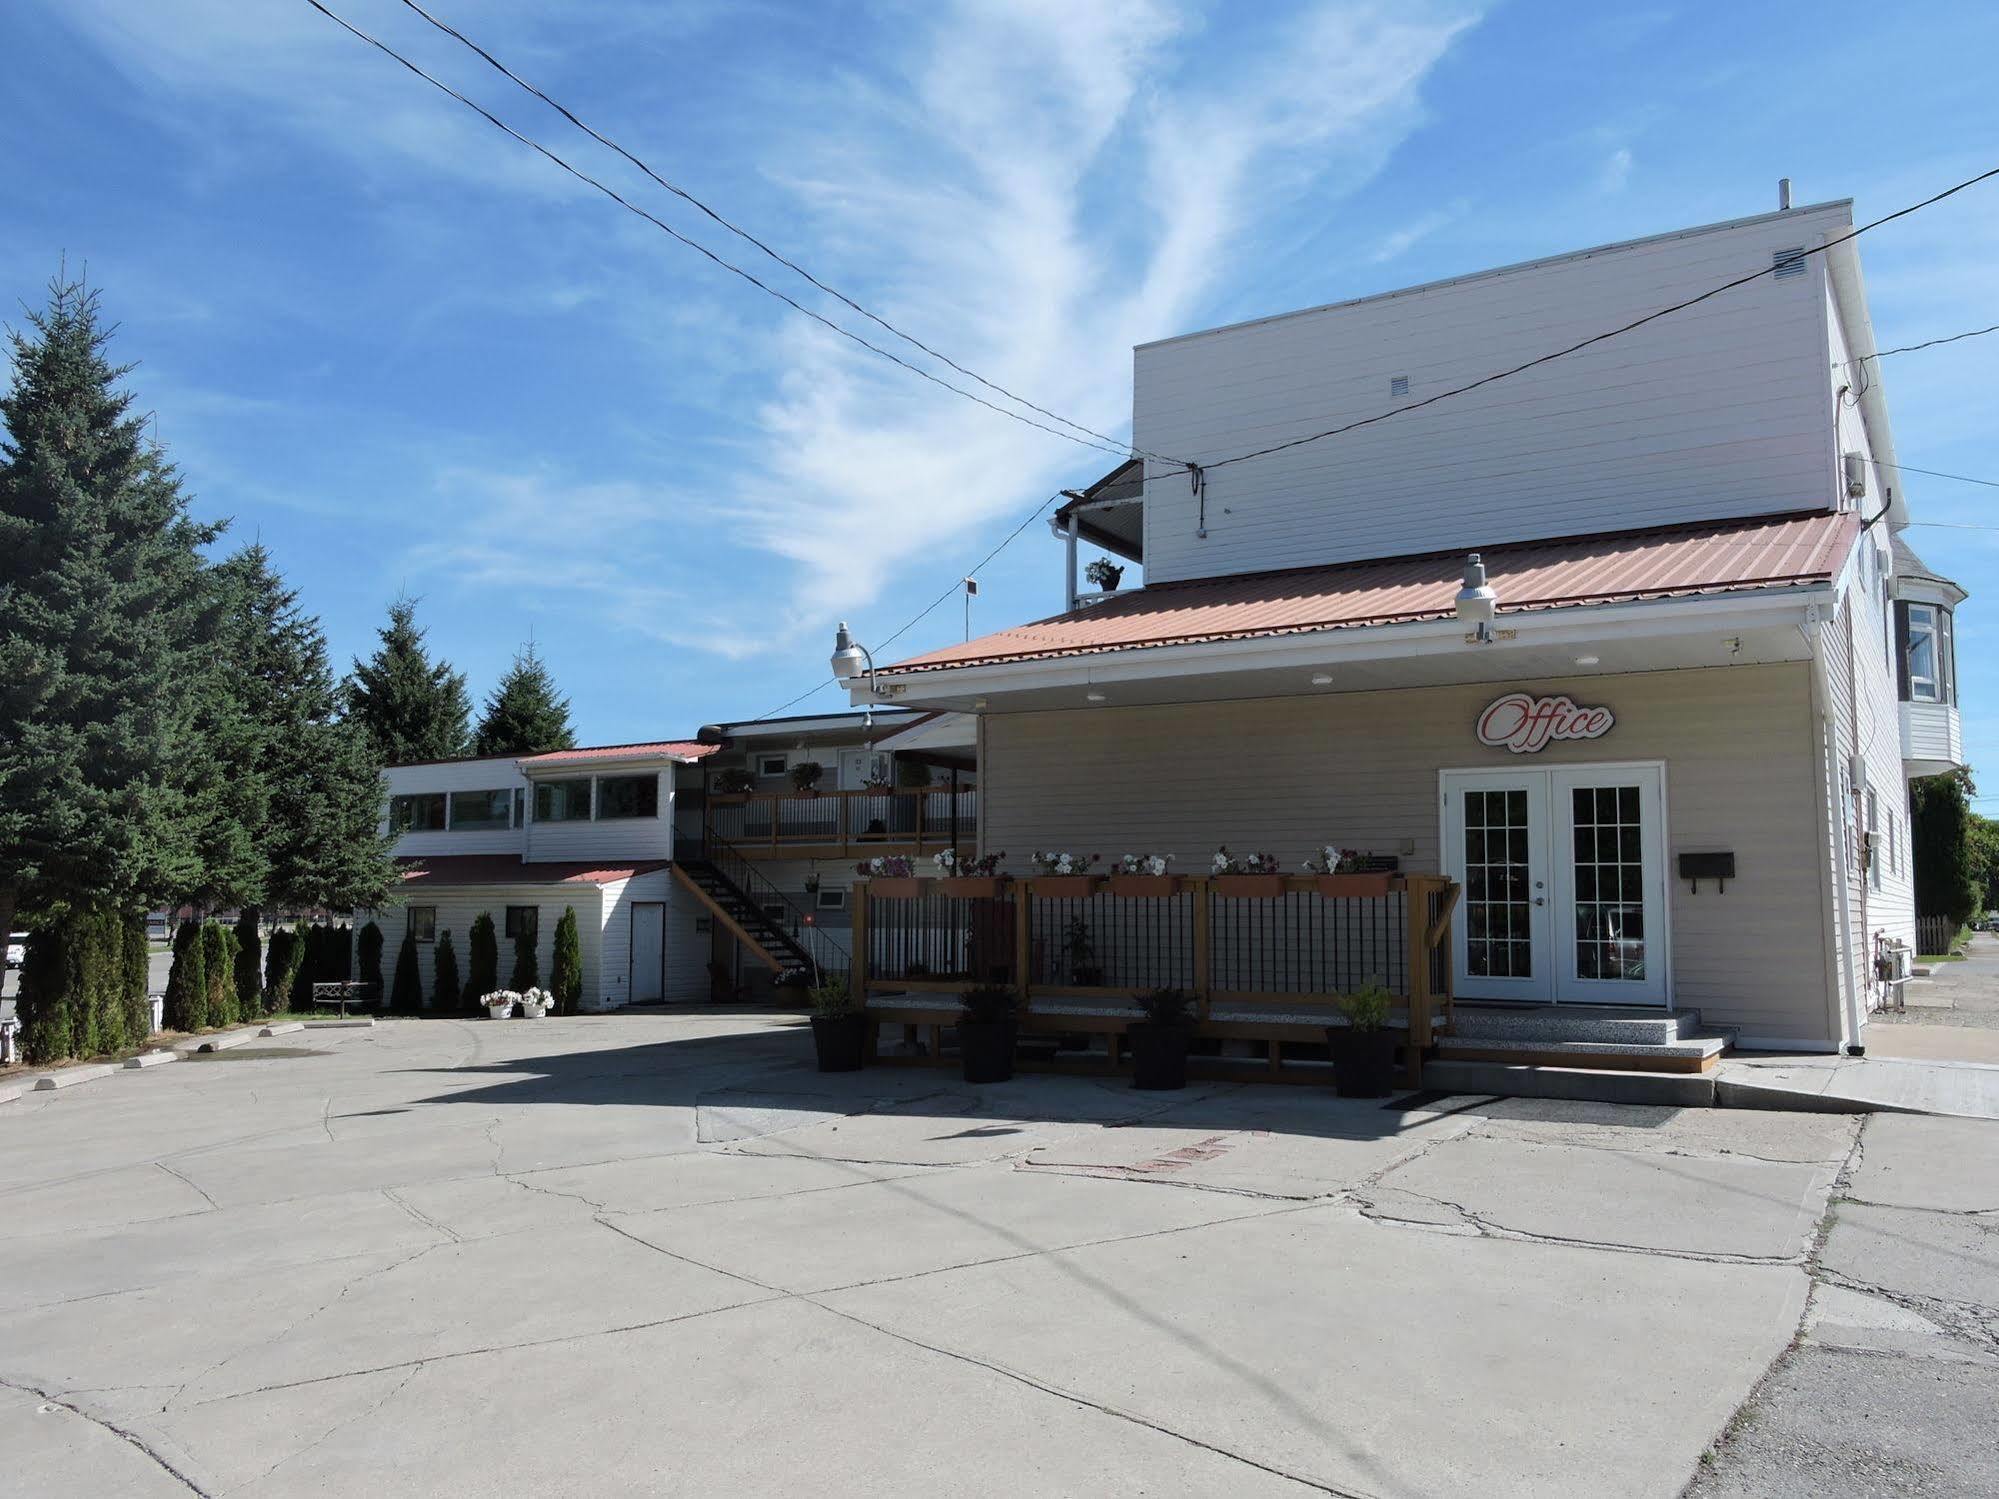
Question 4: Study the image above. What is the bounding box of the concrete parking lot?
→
[2,1014,1994,1497]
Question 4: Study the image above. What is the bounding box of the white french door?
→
[1441,763,1668,1006]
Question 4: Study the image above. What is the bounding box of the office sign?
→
[1477,692,1615,754]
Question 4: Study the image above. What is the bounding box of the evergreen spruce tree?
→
[234,910,264,1018]
[431,930,461,1010]
[163,919,208,1032]
[464,912,499,1004]
[551,906,583,1015]
[344,597,471,766]
[390,929,422,1010]
[358,920,384,999]
[0,275,218,951]
[473,642,576,757]
[509,917,540,992]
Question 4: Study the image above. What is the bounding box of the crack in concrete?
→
[155,1161,222,1213]
[380,1186,465,1242]
[0,1374,212,1496]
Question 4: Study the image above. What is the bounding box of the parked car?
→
[5,935,26,970]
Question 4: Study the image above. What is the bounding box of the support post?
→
[1014,881,1033,1002]
[1404,875,1435,1087]
[1065,512,1080,611]
[1192,878,1212,1020]
[852,882,870,1004]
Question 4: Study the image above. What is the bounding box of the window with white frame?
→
[390,793,446,833]
[1867,785,1882,892]
[534,778,593,822]
[596,774,659,820]
[409,906,437,942]
[1898,601,1956,704]
[755,753,789,778]
[448,788,513,831]
[815,888,847,911]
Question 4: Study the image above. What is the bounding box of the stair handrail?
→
[699,829,850,965]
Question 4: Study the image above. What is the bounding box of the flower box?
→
[1314,873,1393,899]
[1031,876,1101,899]
[1108,875,1182,898]
[1212,874,1286,899]
[864,877,922,899]
[936,876,1009,900]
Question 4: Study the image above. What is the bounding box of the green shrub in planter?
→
[1327,979,1398,1098]
[1129,987,1196,1090]
[808,974,867,1072]
[958,983,1020,1083]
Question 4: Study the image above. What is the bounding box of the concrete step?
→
[1437,1030,1733,1069]
[1423,1058,1716,1107]
[1447,1005,1701,1046]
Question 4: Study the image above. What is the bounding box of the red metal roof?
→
[519,741,717,766]
[884,510,1858,675]
[396,856,671,888]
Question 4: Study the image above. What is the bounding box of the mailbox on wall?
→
[1678,851,1736,893]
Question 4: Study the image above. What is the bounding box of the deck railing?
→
[852,873,1461,1071]
[704,786,977,858]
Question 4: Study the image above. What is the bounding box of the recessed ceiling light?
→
[1310,673,1334,686]
[1085,690,1106,703]
[1574,655,1600,667]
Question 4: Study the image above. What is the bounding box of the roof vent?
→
[1389,374,1410,398]
[1772,246,1807,280]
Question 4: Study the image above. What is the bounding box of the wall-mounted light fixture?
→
[1310,673,1334,686]
[1085,690,1107,703]
[1456,553,1498,645]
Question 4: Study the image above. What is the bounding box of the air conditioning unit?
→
[1844,451,1868,499]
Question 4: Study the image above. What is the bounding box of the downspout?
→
[1064,512,1080,612]
[1843,594,1872,1050]
[1807,606,1859,1052]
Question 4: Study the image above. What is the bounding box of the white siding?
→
[381,758,528,859]
[1900,701,1962,768]
[598,869,676,1009]
[1134,204,1852,584]
[666,876,711,1003]
[374,885,605,1008]
[523,769,676,863]
[980,664,1840,1045]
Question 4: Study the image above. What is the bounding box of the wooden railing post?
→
[915,791,926,854]
[1404,875,1436,1087]
[1192,878,1212,1020]
[1014,880,1033,1002]
[852,881,870,997]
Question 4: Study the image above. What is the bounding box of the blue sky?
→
[5,1,1997,780]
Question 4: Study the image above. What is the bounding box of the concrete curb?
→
[187,1028,264,1054]
[33,1063,117,1091]
[123,1050,178,1070]
[0,1082,26,1106]
[1713,1076,1917,1115]
[259,1021,305,1036]
[303,1018,376,1029]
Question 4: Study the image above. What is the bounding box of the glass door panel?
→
[1443,773,1551,1001]
[1550,767,1666,1004]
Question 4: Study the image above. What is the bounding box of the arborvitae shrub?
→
[551,906,583,1015]
[464,912,498,1005]
[390,929,422,1010]
[431,930,460,1010]
[164,918,208,1032]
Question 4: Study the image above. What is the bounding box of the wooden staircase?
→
[671,859,815,977]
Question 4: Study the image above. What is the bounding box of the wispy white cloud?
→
[1370,198,1473,262]
[1597,146,1634,193]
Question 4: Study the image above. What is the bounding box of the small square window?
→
[815,888,848,911]
[756,754,789,778]
[409,906,437,943]
[504,906,539,945]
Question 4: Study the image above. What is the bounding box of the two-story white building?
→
[368,711,978,1009]
[841,194,1967,1084]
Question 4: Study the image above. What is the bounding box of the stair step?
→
[1447,1005,1700,1046]
[1438,1031,1731,1064]
[1422,1059,1716,1107]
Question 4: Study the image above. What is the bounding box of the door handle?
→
[1533,897,1546,907]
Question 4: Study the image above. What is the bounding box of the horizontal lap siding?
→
[1136,206,1847,584]
[376,886,603,1007]
[981,663,1836,1042]
[523,773,676,863]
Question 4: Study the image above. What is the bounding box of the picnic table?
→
[310,981,374,1017]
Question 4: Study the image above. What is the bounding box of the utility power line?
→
[388,0,1176,469]
[1870,322,1999,360]
[301,0,1140,465]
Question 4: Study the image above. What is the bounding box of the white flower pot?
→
[487,1003,514,1020]
[520,1002,548,1019]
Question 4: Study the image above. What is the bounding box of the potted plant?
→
[957,983,1021,1083]
[1028,850,1101,898]
[808,975,868,1072]
[933,848,1009,899]
[518,987,552,1019]
[1128,987,1196,1090]
[789,760,825,796]
[855,855,920,899]
[1326,979,1399,1098]
[483,989,517,1020]
[712,766,756,797]
[1108,852,1178,898]
[1210,847,1285,898]
[1084,557,1124,593]
[1059,916,1104,986]
[1302,845,1394,898]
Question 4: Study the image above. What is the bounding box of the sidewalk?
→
[1713,934,1999,1121]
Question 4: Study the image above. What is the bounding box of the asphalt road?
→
[2,945,171,1001]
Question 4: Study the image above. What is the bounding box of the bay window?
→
[1897,600,1955,704]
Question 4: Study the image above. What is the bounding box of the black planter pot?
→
[811,1012,869,1073]
[1327,1027,1399,1098]
[1128,1023,1190,1091]
[958,1018,1017,1083]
